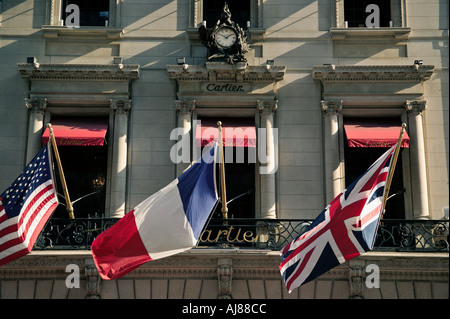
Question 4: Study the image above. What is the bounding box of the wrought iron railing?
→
[34,216,449,252]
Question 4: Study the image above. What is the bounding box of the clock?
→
[197,3,248,63]
[214,26,237,49]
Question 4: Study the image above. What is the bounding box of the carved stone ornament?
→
[198,2,249,64]
[85,264,102,299]
[217,258,233,299]
[25,98,47,114]
[349,264,364,299]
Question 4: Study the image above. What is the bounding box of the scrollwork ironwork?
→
[35,217,448,253]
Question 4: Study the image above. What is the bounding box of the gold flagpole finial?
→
[47,123,75,219]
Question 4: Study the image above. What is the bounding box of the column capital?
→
[25,98,47,113]
[405,100,427,115]
[321,100,342,113]
[175,100,195,115]
[257,100,278,114]
[110,99,132,115]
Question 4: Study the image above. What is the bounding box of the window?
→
[217,147,256,219]
[344,146,405,219]
[61,0,109,27]
[197,117,256,220]
[343,118,407,219]
[44,116,109,219]
[53,145,108,219]
[203,0,250,29]
[344,0,392,28]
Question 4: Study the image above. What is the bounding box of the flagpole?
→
[217,121,228,220]
[47,123,75,219]
[381,123,407,219]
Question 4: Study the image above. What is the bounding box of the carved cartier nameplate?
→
[201,82,251,93]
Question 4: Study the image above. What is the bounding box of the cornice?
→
[330,27,411,40]
[167,62,286,83]
[1,251,447,281]
[41,26,123,39]
[312,64,434,82]
[18,63,140,81]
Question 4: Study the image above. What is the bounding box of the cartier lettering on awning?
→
[344,118,410,148]
[42,117,108,146]
[196,118,256,147]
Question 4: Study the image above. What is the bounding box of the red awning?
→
[196,118,256,147]
[344,118,409,148]
[42,117,108,146]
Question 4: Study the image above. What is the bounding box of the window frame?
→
[342,118,408,219]
[42,111,113,219]
[60,0,110,27]
[47,0,118,27]
[46,121,110,219]
[192,111,261,219]
[336,110,413,219]
[331,0,411,41]
[335,0,404,28]
[195,115,258,220]
[191,0,261,29]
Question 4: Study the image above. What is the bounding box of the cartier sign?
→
[201,83,251,93]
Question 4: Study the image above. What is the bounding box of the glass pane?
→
[203,0,250,28]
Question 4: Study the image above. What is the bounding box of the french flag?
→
[91,145,218,280]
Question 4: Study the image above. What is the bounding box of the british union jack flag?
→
[279,146,395,292]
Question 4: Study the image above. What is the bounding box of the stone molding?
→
[1,251,447,299]
[41,26,123,39]
[167,62,285,83]
[18,63,140,81]
[3,251,446,279]
[330,27,411,40]
[312,65,434,82]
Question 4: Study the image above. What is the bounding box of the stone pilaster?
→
[257,100,278,219]
[321,100,343,204]
[175,100,195,175]
[25,98,47,162]
[405,100,429,220]
[109,99,132,218]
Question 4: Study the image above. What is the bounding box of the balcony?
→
[35,217,449,253]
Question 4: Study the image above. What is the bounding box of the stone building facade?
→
[0,0,448,299]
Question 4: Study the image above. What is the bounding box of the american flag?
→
[279,146,395,292]
[0,144,58,267]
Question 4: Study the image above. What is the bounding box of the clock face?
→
[215,27,237,48]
